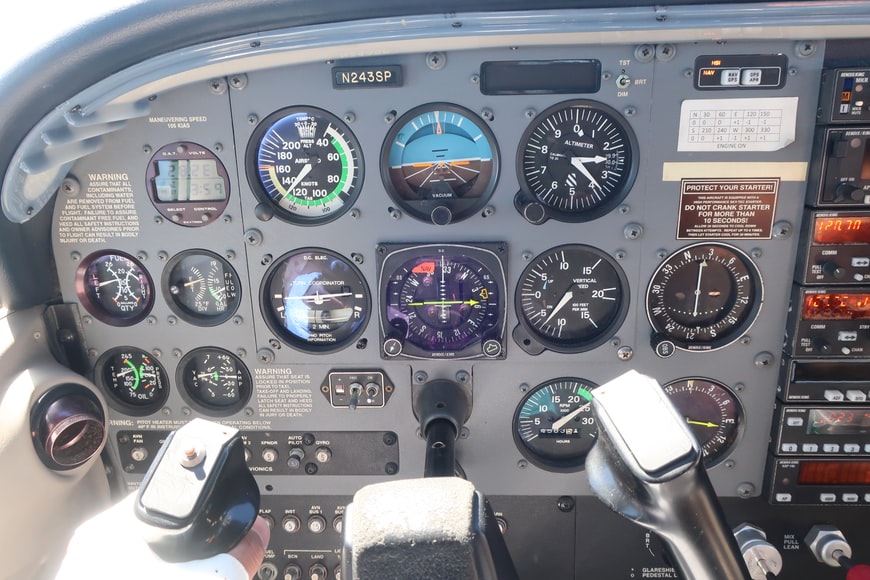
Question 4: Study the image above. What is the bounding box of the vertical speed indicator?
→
[515,100,638,224]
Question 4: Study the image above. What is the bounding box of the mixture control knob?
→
[821,260,847,279]
[733,523,782,579]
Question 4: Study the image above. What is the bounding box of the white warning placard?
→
[678,97,798,152]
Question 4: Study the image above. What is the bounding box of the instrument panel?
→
[37,16,870,574]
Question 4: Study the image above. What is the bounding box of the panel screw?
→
[724,460,736,469]
[617,346,634,361]
[344,112,356,123]
[167,316,177,326]
[519,383,530,392]
[455,370,471,384]
[233,316,243,325]
[248,114,259,125]
[470,74,480,84]
[750,248,762,259]
[244,229,263,246]
[736,482,756,498]
[236,349,247,358]
[754,352,775,368]
[351,253,364,265]
[146,316,157,326]
[61,177,80,196]
[136,251,148,261]
[208,78,228,95]
[517,459,528,469]
[426,52,447,70]
[482,205,495,218]
[614,250,627,260]
[172,348,182,358]
[522,251,533,261]
[70,252,81,262]
[388,207,402,220]
[481,108,494,122]
[229,74,248,90]
[385,462,399,475]
[383,433,397,446]
[384,110,396,124]
[656,43,676,62]
[795,41,816,58]
[635,44,655,63]
[143,145,152,154]
[257,349,274,364]
[656,249,668,259]
[772,221,792,239]
[624,223,643,240]
[350,208,361,219]
[414,370,429,384]
[524,109,537,119]
[623,106,637,117]
[556,496,575,512]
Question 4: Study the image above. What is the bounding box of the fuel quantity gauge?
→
[513,378,598,471]
[76,251,154,326]
[178,348,252,415]
[95,347,168,414]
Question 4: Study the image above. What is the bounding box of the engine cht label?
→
[677,178,778,239]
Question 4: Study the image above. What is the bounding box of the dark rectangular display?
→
[798,460,870,485]
[807,409,870,436]
[332,65,403,89]
[154,159,226,202]
[802,292,870,320]
[813,215,870,244]
[479,60,601,95]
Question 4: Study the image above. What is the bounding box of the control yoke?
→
[586,370,751,580]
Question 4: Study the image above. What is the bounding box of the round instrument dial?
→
[382,245,505,358]
[95,347,168,414]
[516,100,638,224]
[382,103,499,224]
[514,245,629,354]
[164,250,241,325]
[513,378,598,472]
[247,106,363,225]
[661,378,742,466]
[178,348,252,415]
[262,248,370,353]
[76,251,154,326]
[646,243,763,352]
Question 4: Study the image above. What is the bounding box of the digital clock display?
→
[813,215,870,244]
[807,408,870,436]
[798,460,870,485]
[803,293,870,320]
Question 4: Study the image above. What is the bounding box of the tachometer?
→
[515,100,638,224]
[661,378,742,466]
[646,242,763,354]
[379,243,506,359]
[247,106,363,225]
[76,251,154,326]
[382,103,499,225]
[262,248,370,353]
[513,245,629,354]
[513,378,598,472]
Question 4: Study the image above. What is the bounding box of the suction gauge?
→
[513,245,629,354]
[247,106,363,225]
[262,248,370,353]
[178,348,252,415]
[382,103,499,225]
[515,100,638,224]
[513,378,598,472]
[647,243,763,353]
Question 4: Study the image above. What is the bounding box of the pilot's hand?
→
[56,493,270,580]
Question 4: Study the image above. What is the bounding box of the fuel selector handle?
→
[134,418,260,562]
[586,370,751,580]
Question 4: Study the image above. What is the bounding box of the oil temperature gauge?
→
[178,348,252,415]
[661,378,742,466]
[513,378,598,471]
[95,347,168,414]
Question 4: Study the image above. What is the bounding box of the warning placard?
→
[677,178,779,239]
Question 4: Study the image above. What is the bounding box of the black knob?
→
[821,260,846,279]
[812,337,832,354]
[522,201,547,225]
[835,183,865,202]
[430,205,453,225]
